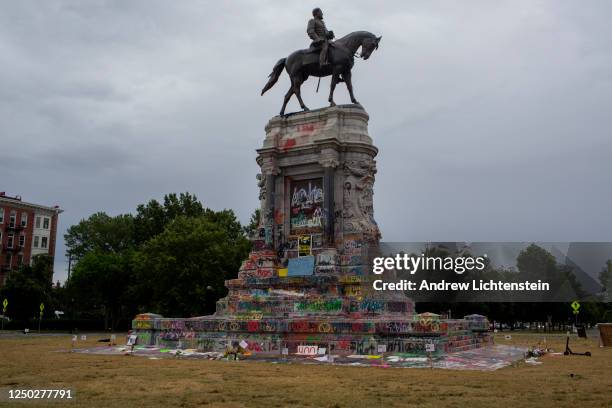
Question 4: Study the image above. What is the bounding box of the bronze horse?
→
[261,31,381,116]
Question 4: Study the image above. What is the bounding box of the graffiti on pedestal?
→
[290,178,324,234]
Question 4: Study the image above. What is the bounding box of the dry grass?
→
[0,332,611,407]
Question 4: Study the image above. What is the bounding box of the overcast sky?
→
[1,1,611,283]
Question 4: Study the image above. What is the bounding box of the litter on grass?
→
[71,344,526,371]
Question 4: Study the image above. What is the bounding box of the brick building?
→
[0,193,62,286]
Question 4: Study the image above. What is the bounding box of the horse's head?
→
[361,35,382,60]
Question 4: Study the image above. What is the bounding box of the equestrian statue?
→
[261,7,382,116]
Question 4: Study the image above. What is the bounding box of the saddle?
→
[302,43,335,66]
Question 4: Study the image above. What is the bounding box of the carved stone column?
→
[319,148,339,246]
[259,155,280,247]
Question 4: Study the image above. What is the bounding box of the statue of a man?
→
[307,8,335,67]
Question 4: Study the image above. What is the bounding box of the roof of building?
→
[0,193,63,214]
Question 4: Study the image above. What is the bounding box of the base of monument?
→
[131,105,493,360]
[132,313,491,356]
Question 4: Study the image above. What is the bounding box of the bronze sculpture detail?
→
[261,8,381,116]
[307,8,334,67]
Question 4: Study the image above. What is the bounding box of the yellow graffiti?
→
[344,286,362,297]
[418,314,441,331]
[135,321,152,329]
[339,275,363,283]
[318,322,333,333]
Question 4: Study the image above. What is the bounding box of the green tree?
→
[66,251,134,330]
[516,244,558,282]
[63,193,251,325]
[134,193,204,244]
[517,244,584,300]
[64,212,134,261]
[133,213,250,317]
[0,255,54,323]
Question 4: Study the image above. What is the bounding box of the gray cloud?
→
[1,0,611,282]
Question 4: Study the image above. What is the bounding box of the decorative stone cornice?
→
[319,148,340,168]
[258,155,281,176]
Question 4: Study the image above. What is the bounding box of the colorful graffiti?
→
[290,179,324,234]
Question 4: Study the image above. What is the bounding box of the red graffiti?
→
[337,340,351,350]
[296,122,324,134]
[282,138,296,150]
[297,124,316,133]
[247,321,260,332]
[291,321,310,332]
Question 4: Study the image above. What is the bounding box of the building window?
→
[19,234,25,248]
[7,233,14,249]
[43,217,50,229]
[21,213,28,227]
[0,208,3,223]
[9,211,16,228]
[5,253,12,268]
[35,216,41,229]
[33,235,39,248]
[41,236,48,249]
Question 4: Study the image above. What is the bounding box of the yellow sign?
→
[298,235,311,256]
[2,298,7,311]
[278,268,288,277]
[571,301,580,312]
[40,303,45,312]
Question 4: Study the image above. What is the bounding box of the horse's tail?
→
[261,58,286,95]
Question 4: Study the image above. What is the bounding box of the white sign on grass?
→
[297,345,318,355]
[126,335,137,346]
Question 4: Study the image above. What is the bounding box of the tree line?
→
[1,192,610,330]
[1,193,251,330]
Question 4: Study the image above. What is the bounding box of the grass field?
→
[1,332,610,407]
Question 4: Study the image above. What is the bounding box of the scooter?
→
[563,333,591,356]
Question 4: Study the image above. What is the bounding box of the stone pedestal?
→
[132,105,491,356]
[215,104,413,326]
[255,104,381,275]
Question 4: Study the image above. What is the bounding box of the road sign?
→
[40,303,45,312]
[2,298,7,313]
[571,301,580,312]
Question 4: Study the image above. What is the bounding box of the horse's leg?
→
[293,77,309,111]
[280,79,294,116]
[328,74,339,107]
[344,70,359,105]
